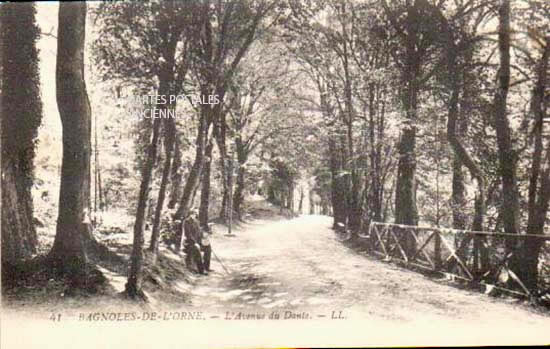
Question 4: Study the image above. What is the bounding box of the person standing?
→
[184,209,205,274]
[183,209,213,274]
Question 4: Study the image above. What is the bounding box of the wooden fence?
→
[358,222,550,299]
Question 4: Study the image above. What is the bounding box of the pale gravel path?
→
[187,214,550,344]
[3,215,550,347]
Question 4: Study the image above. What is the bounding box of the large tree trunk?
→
[493,0,522,276]
[1,165,37,266]
[394,127,418,228]
[129,20,178,285]
[149,116,176,257]
[493,0,517,226]
[49,2,93,284]
[0,3,42,271]
[341,47,362,233]
[393,4,420,256]
[523,35,549,291]
[173,111,210,251]
[394,127,418,258]
[126,117,162,298]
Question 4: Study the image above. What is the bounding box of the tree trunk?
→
[347,174,362,232]
[149,116,176,257]
[395,114,418,258]
[309,190,315,215]
[98,169,104,211]
[49,2,93,284]
[173,112,210,251]
[494,0,518,233]
[394,5,420,256]
[394,127,418,228]
[199,138,214,230]
[523,35,549,291]
[233,164,246,220]
[0,3,41,271]
[342,47,362,233]
[127,116,161,298]
[128,41,177,294]
[168,136,182,209]
[93,112,99,222]
[451,159,467,230]
[1,163,37,267]
[451,49,469,230]
[216,120,229,221]
[220,192,228,220]
[445,41,487,273]
[368,84,385,223]
[494,0,521,276]
[329,135,347,228]
[95,104,104,212]
[288,180,295,211]
[233,137,247,220]
[298,186,304,214]
[227,150,235,230]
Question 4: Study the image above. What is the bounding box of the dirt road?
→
[3,214,550,348]
[182,214,550,344]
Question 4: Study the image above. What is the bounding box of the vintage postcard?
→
[1,1,549,348]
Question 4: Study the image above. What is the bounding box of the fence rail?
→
[359,222,550,299]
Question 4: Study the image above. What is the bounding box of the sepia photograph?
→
[1,0,549,348]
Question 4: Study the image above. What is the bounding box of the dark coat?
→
[184,215,202,245]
